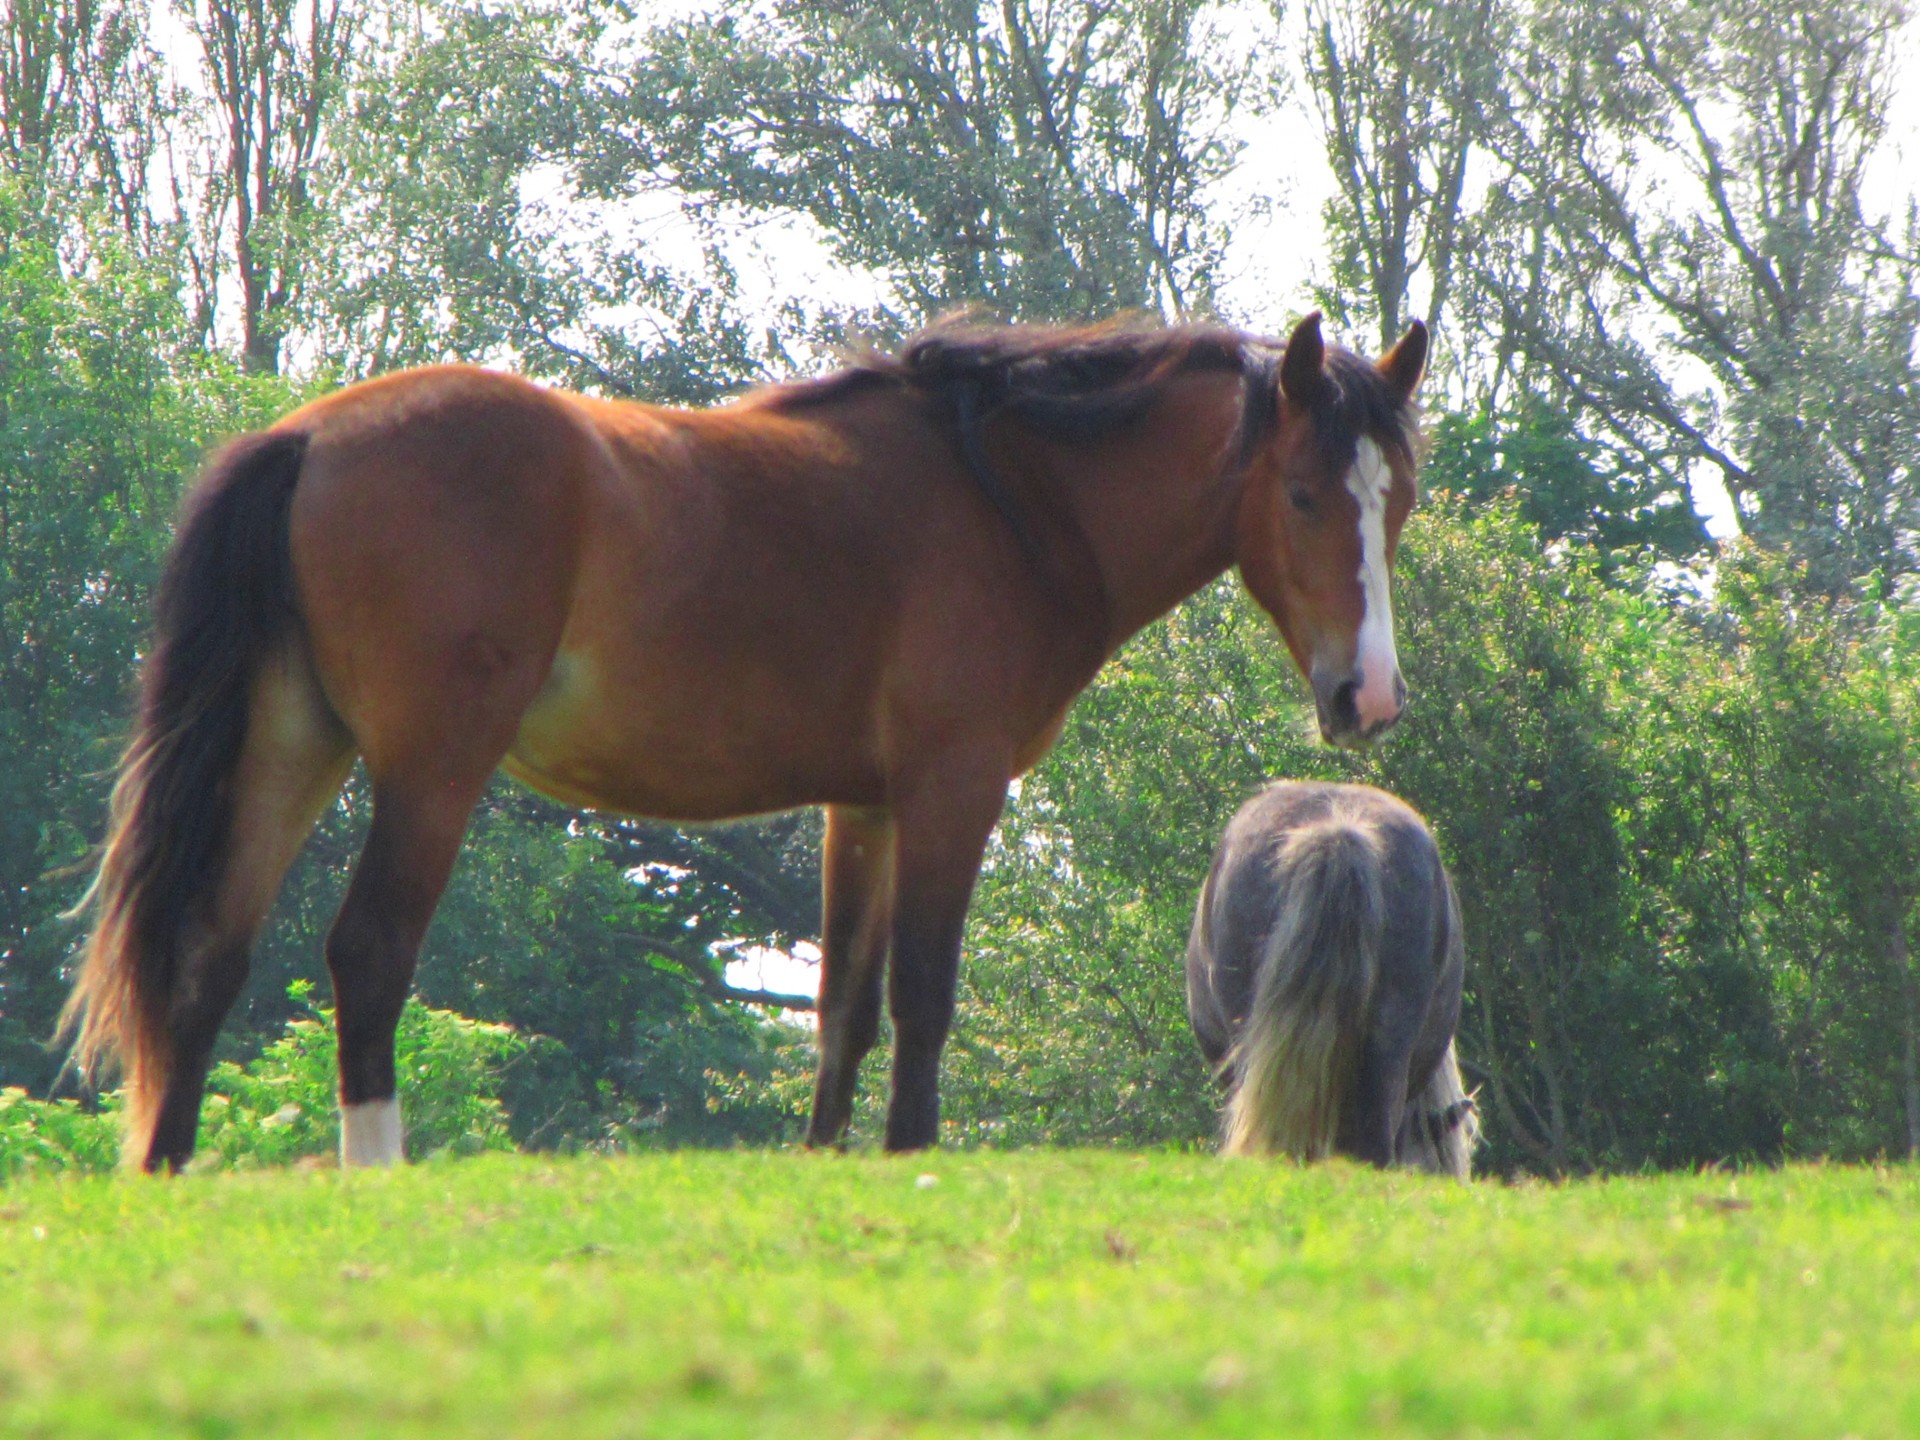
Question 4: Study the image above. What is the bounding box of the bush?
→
[196,982,530,1167]
[0,984,534,1176]
[0,1088,121,1178]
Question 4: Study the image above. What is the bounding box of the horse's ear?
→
[1280,311,1327,407]
[1378,320,1428,404]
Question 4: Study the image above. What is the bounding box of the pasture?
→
[3,1152,1915,1438]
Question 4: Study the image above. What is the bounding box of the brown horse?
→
[63,310,1427,1171]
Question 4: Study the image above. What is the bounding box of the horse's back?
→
[270,363,1056,817]
[1194,781,1443,952]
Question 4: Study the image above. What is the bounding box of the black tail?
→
[61,430,308,1164]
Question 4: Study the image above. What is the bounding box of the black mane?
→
[1314,346,1420,463]
[763,315,1417,552]
[890,317,1260,442]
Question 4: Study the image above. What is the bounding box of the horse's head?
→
[1237,312,1427,749]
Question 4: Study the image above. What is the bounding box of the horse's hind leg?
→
[1398,1039,1478,1179]
[805,805,894,1147]
[324,766,495,1166]
[145,650,354,1171]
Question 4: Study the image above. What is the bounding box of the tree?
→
[1473,0,1920,592]
[14,0,1920,1171]
[1702,551,1920,1157]
[0,182,296,1092]
[306,0,768,399]
[1298,0,1504,358]
[0,5,812,1127]
[0,0,175,251]
[586,0,1273,324]
[1296,0,1711,567]
[175,0,356,372]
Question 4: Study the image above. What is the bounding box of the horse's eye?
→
[1290,487,1315,514]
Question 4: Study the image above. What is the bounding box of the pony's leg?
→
[1341,1057,1406,1167]
[1342,1014,1423,1167]
[324,770,490,1166]
[882,761,1009,1152]
[805,805,895,1147]
[145,651,354,1172]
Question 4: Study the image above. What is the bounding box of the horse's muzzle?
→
[1314,667,1407,749]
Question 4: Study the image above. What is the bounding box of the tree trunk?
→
[1895,904,1919,1161]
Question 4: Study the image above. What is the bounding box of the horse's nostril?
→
[1392,672,1408,709]
[1330,678,1360,731]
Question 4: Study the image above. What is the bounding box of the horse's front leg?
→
[804,804,895,1148]
[881,757,1010,1152]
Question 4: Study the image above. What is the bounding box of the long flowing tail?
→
[1222,816,1385,1158]
[60,431,308,1164]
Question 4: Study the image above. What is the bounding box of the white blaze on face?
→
[341,1097,404,1168]
[1343,437,1403,731]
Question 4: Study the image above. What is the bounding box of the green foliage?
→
[0,1087,119,1179]
[1423,398,1708,563]
[1373,499,1784,1170]
[0,983,536,1174]
[3,1154,1919,1436]
[410,790,811,1148]
[1,990,533,1175]
[591,0,1271,322]
[953,579,1344,1146]
[208,782,813,1153]
[195,982,527,1168]
[952,493,1920,1172]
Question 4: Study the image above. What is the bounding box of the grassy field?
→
[2,1151,1916,1438]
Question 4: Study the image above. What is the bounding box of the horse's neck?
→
[1056,373,1247,649]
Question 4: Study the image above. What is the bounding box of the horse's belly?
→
[501,647,881,819]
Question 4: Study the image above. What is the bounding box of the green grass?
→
[2,1152,1916,1438]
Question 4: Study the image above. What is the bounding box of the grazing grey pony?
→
[1186,782,1477,1178]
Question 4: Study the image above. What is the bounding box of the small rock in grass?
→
[1203,1354,1247,1393]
